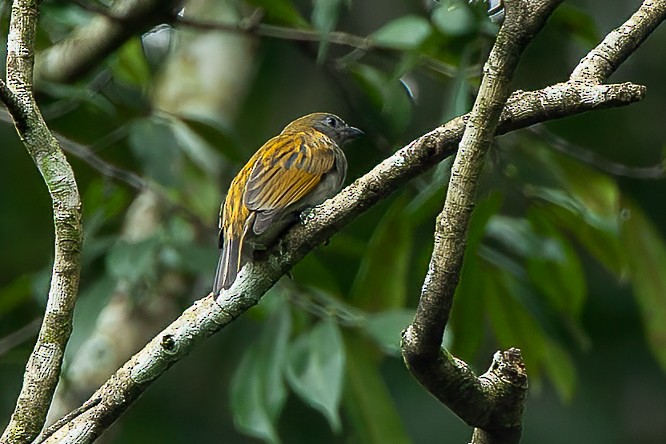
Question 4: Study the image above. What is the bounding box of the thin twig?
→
[0,318,42,358]
[56,134,147,190]
[33,398,102,444]
[65,0,473,79]
[529,125,665,179]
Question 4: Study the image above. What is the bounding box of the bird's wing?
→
[243,131,335,212]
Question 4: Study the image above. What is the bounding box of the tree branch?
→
[0,0,83,443]
[37,76,643,442]
[35,0,181,83]
[67,0,469,80]
[15,0,660,441]
[402,1,561,442]
[397,0,666,442]
[570,0,666,83]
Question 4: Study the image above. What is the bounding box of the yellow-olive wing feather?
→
[243,132,335,212]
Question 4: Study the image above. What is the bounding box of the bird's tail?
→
[213,235,243,294]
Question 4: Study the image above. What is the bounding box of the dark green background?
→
[1,0,666,442]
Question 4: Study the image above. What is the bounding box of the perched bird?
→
[213,112,363,293]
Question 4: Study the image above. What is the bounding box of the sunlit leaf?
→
[286,318,345,432]
[557,156,620,222]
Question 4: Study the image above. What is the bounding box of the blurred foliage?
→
[1,0,666,443]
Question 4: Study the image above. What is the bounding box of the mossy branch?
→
[0,1,83,443]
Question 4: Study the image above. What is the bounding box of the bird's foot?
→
[299,207,317,225]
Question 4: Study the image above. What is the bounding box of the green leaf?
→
[444,48,473,120]
[231,304,292,443]
[529,187,626,276]
[168,116,223,177]
[551,4,600,47]
[484,266,546,376]
[247,0,308,26]
[483,266,577,399]
[38,79,118,115]
[450,194,503,359]
[350,64,412,136]
[179,162,226,222]
[527,208,586,319]
[179,114,241,162]
[65,276,116,360]
[363,309,414,356]
[431,0,477,36]
[128,117,182,187]
[621,200,666,372]
[350,195,412,311]
[292,255,343,296]
[557,156,621,223]
[106,236,161,287]
[371,16,432,50]
[343,333,411,444]
[0,275,33,316]
[312,0,345,62]
[111,37,152,88]
[286,319,345,432]
[486,215,565,262]
[541,339,576,402]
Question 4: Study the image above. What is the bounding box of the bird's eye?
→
[326,117,338,128]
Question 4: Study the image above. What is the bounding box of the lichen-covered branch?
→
[570,0,666,83]
[401,1,562,443]
[0,1,83,443]
[396,0,666,442]
[35,0,181,83]
[36,76,643,442]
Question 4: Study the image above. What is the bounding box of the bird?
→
[213,112,363,293]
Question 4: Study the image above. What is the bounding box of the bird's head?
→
[282,112,363,146]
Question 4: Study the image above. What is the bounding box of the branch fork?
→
[0,0,664,443]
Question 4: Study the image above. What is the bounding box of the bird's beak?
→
[343,126,364,142]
